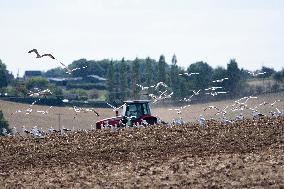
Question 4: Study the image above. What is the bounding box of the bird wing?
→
[136,84,142,88]
[28,49,38,54]
[28,49,41,57]
[223,106,228,111]
[106,103,116,110]
[117,103,126,110]
[41,53,56,59]
[58,61,72,73]
[93,110,100,116]
[58,61,67,67]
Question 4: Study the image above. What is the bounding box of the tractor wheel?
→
[143,117,157,125]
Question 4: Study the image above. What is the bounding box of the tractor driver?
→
[126,104,143,118]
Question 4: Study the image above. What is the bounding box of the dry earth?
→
[0,117,284,188]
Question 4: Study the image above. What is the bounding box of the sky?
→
[0,0,283,76]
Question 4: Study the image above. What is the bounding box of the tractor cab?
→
[122,100,152,118]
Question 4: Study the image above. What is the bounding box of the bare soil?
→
[0,117,284,188]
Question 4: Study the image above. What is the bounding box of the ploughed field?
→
[0,117,284,188]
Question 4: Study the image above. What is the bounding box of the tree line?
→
[0,56,284,105]
[104,55,283,104]
[105,56,247,104]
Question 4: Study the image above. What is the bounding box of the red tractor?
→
[96,100,158,129]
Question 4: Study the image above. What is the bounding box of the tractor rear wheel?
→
[143,117,157,125]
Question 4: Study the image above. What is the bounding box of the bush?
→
[66,83,107,90]
[2,86,19,96]
[0,110,10,136]
[48,83,63,96]
[65,89,88,100]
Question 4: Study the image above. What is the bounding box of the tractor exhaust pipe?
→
[115,110,119,117]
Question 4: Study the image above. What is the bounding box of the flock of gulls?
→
[0,49,283,137]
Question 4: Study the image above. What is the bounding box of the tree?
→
[145,57,153,87]
[272,71,283,83]
[49,83,63,96]
[44,67,68,78]
[240,68,251,80]
[132,58,140,99]
[187,61,213,89]
[158,55,166,82]
[119,58,128,101]
[260,66,276,78]
[212,66,228,92]
[25,77,49,90]
[225,59,241,96]
[113,64,120,101]
[66,89,88,100]
[69,59,89,77]
[106,61,115,103]
[0,110,10,136]
[0,59,9,88]
[212,66,227,80]
[171,54,177,65]
[170,54,179,99]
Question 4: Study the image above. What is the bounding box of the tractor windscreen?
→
[142,103,151,115]
[125,103,151,118]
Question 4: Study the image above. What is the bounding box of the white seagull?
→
[212,78,229,83]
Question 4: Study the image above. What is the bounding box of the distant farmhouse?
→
[24,71,42,80]
[47,74,107,90]
[47,75,106,85]
[23,70,107,90]
[86,75,107,82]
[47,77,82,86]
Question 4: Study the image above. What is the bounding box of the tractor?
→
[96,100,158,129]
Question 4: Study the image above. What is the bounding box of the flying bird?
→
[192,90,201,96]
[136,84,150,91]
[107,103,125,112]
[205,86,223,91]
[270,100,281,106]
[205,91,228,96]
[28,49,57,60]
[28,49,73,74]
[216,106,228,116]
[212,78,228,83]
[168,108,182,114]
[204,106,220,112]
[247,71,266,77]
[179,72,200,77]
[92,109,100,116]
[59,62,72,74]
[155,82,168,90]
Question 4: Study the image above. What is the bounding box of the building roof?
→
[47,77,82,82]
[123,100,151,104]
[24,71,42,77]
[87,75,107,81]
